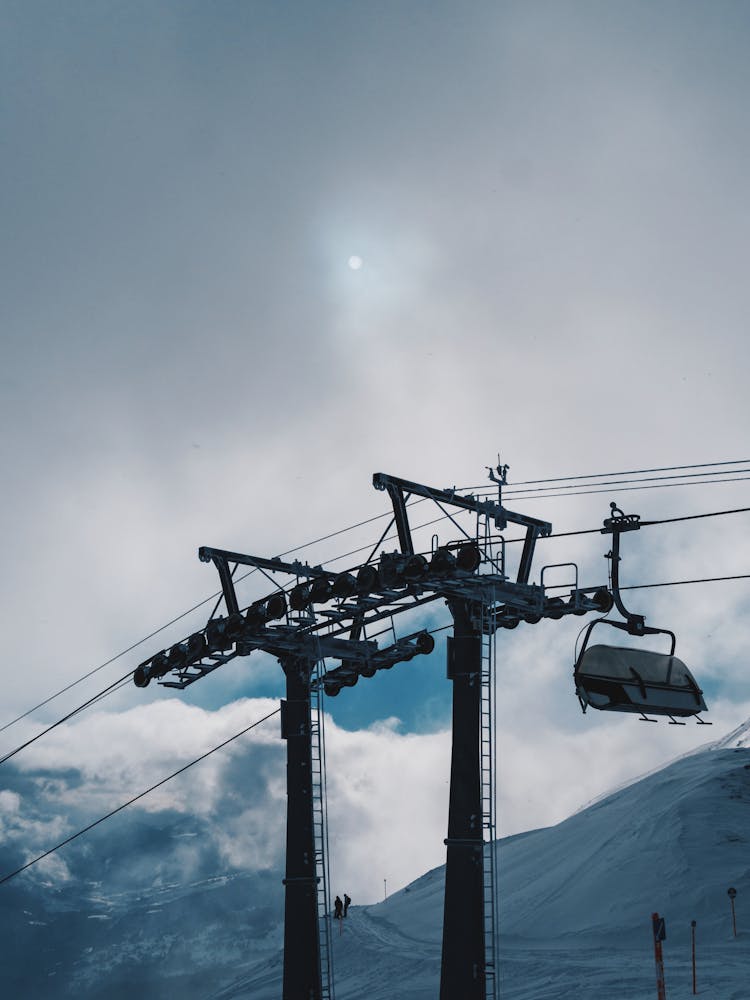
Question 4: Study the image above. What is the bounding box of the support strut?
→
[440,599,486,1000]
[281,655,323,1000]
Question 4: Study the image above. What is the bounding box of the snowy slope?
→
[3,730,750,998]
[220,731,750,999]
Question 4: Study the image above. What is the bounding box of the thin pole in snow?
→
[728,888,738,938]
[691,920,697,995]
[384,878,387,901]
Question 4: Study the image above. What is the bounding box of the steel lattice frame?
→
[133,470,612,1000]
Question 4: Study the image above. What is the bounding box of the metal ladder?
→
[311,665,335,1000]
[479,596,499,1000]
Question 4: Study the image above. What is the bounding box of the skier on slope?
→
[334,895,343,920]
[343,893,351,917]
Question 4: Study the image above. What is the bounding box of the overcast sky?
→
[2,0,750,904]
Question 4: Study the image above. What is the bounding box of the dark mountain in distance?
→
[0,808,283,1000]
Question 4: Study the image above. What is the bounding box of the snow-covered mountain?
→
[2,723,749,999]
[217,720,750,999]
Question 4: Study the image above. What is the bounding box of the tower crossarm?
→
[198,546,330,579]
[372,472,551,584]
[240,628,379,664]
[373,472,552,535]
[199,546,332,619]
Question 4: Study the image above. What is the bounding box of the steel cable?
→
[0,707,280,887]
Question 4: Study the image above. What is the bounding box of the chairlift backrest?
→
[575,634,706,718]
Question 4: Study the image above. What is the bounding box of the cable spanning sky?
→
[2,1,750,904]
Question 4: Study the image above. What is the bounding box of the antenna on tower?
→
[486,455,509,505]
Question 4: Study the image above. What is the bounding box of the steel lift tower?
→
[134,547,444,998]
[132,465,613,1000]
[372,470,611,999]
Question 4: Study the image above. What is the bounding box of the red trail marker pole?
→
[652,912,667,1000]
[691,920,697,995]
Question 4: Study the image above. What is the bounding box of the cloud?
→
[323,717,452,901]
[3,685,750,907]
[2,0,750,927]
[1,697,451,901]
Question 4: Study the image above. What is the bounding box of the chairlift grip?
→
[601,503,641,534]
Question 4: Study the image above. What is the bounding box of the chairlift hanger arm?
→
[607,527,642,627]
[599,504,649,632]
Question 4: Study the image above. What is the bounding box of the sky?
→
[2,0,750,906]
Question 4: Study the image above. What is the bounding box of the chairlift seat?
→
[575,643,707,718]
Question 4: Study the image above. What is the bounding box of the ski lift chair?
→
[574,503,708,723]
[574,620,707,719]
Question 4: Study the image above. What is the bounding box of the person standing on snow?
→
[343,893,351,917]
[334,895,343,920]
